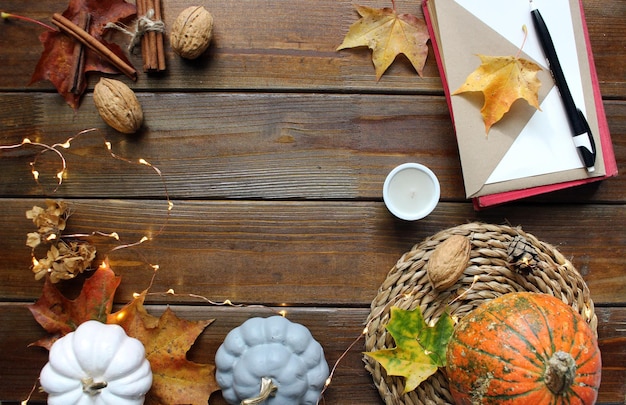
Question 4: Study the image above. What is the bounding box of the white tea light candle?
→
[383,163,440,220]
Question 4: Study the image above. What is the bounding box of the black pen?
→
[529,0,596,173]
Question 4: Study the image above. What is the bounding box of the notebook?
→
[422,0,617,208]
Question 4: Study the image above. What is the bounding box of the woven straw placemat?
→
[364,222,596,405]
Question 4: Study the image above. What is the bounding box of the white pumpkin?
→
[215,316,329,405]
[39,320,152,405]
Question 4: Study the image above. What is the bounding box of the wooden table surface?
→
[0,0,624,403]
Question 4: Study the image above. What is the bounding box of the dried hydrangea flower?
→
[26,200,96,283]
[32,240,97,283]
[25,199,69,248]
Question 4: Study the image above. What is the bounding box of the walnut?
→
[427,235,471,290]
[170,6,214,60]
[93,78,143,134]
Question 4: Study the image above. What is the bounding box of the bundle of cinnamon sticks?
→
[137,0,166,72]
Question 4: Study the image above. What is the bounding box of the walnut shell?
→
[93,78,143,134]
[427,235,471,290]
[170,6,214,60]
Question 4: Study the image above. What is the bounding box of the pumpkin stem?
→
[81,377,108,395]
[544,351,577,395]
[241,377,278,405]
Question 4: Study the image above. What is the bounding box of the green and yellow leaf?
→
[365,306,454,393]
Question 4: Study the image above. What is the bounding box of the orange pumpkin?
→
[446,292,601,405]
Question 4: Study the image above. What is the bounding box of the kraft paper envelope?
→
[429,0,606,198]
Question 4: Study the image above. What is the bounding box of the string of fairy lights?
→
[4,128,496,405]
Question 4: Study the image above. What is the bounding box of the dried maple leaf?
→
[364,306,454,393]
[108,291,219,405]
[29,0,136,109]
[337,4,429,80]
[453,54,543,133]
[28,261,121,349]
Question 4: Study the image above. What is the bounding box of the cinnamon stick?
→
[70,11,91,94]
[146,0,157,71]
[51,13,137,80]
[137,0,149,69]
[153,0,166,71]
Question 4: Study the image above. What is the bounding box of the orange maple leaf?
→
[453,54,543,133]
[108,291,218,405]
[28,261,121,349]
[337,4,429,80]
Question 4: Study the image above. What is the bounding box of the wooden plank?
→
[0,304,623,403]
[0,92,460,199]
[1,199,624,304]
[0,0,624,98]
[1,93,624,202]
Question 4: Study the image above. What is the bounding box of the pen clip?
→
[574,108,596,172]
[576,108,595,155]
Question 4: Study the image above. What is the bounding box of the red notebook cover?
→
[422,0,618,209]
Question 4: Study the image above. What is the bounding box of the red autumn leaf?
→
[28,261,121,349]
[108,291,219,405]
[30,0,137,109]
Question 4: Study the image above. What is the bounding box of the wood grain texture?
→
[0,304,624,404]
[0,0,624,97]
[0,0,624,403]
[1,199,624,304]
[0,93,623,202]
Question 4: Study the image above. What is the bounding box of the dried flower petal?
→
[26,206,45,220]
[26,232,42,248]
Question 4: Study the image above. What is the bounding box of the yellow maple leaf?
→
[337,4,430,80]
[453,54,543,133]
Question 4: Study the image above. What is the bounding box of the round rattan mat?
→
[364,222,596,405]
